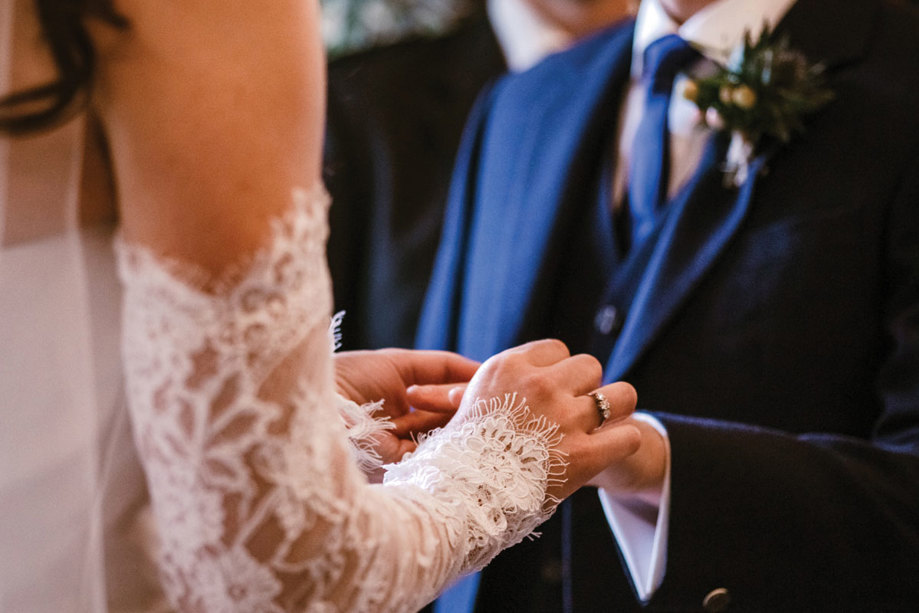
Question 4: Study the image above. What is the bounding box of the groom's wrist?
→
[591,414,668,503]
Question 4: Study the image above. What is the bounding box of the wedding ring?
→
[589,391,611,424]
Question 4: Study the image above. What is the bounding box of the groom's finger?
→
[448,385,465,407]
[391,349,480,386]
[391,409,453,438]
[406,383,465,412]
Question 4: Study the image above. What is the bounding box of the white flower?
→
[723,131,756,188]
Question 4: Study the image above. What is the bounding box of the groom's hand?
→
[334,349,479,461]
[586,416,667,503]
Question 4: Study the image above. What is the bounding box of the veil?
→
[0,1,162,609]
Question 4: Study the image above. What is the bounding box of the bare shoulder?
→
[89,0,326,272]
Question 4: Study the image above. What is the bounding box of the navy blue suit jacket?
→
[325,12,505,350]
[418,0,919,609]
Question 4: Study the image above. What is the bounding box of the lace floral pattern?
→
[117,185,566,612]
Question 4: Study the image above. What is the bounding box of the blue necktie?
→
[627,34,699,248]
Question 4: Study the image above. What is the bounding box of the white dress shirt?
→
[600,0,797,602]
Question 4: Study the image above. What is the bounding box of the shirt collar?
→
[632,0,798,77]
[487,0,575,72]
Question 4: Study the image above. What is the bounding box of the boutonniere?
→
[682,25,835,188]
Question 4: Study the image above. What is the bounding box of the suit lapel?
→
[604,0,876,380]
[606,133,768,380]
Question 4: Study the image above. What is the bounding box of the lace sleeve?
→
[335,393,392,476]
[117,186,566,612]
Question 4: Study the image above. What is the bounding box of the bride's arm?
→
[93,0,324,272]
[91,1,643,610]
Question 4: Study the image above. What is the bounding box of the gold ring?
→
[589,391,611,424]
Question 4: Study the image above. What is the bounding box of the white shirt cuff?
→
[597,412,671,602]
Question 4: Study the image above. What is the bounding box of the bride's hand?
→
[457,339,643,501]
[334,349,479,463]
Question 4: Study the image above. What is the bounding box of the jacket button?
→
[594,305,619,335]
[703,588,731,612]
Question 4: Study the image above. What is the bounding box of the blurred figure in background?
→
[324,0,633,350]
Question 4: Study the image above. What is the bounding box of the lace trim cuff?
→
[335,393,395,475]
[384,393,568,571]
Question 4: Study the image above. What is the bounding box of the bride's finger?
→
[582,422,642,474]
[569,391,610,433]
[548,353,603,397]
[566,381,637,435]
[590,381,638,427]
[508,338,570,366]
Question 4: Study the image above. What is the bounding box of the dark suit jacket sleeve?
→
[649,155,919,610]
[416,81,500,352]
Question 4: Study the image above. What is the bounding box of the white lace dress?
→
[117,185,568,612]
[1,2,165,610]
